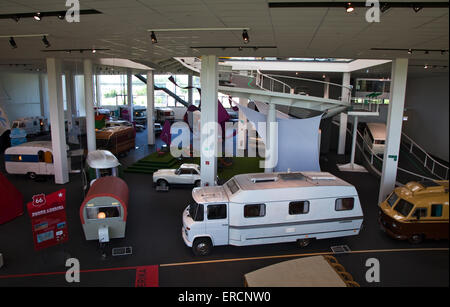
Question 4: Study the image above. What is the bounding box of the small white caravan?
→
[363,123,386,155]
[4,141,69,179]
[11,117,48,135]
[182,171,364,255]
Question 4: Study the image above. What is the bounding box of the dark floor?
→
[0,128,448,287]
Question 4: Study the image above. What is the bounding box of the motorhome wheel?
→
[157,179,169,190]
[192,238,212,256]
[409,234,424,244]
[297,238,311,248]
[194,180,201,187]
[28,172,37,180]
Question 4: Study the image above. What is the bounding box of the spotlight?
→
[345,2,355,13]
[150,31,157,44]
[424,64,428,69]
[57,12,65,20]
[12,15,20,22]
[424,50,429,54]
[42,36,51,48]
[242,29,249,44]
[413,6,422,13]
[441,50,446,55]
[9,37,17,49]
[92,49,97,54]
[322,74,326,79]
[408,49,413,55]
[34,12,42,21]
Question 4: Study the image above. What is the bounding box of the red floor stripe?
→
[135,265,159,287]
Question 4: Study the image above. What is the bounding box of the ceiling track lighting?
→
[380,3,390,13]
[12,15,20,22]
[33,12,41,21]
[150,31,157,44]
[0,9,101,21]
[371,47,448,55]
[413,6,423,13]
[9,37,17,49]
[41,48,110,53]
[242,29,250,44]
[345,2,355,13]
[42,36,50,48]
[408,49,413,55]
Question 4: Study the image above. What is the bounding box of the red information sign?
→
[27,189,68,250]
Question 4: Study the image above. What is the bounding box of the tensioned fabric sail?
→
[239,104,322,172]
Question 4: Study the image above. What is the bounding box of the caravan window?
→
[86,206,121,220]
[335,198,354,211]
[226,179,240,194]
[244,204,266,218]
[431,204,443,217]
[289,201,310,215]
[207,204,227,220]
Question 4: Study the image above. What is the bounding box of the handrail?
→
[400,132,449,180]
[332,120,441,184]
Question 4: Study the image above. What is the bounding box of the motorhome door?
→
[44,151,54,174]
[205,204,229,246]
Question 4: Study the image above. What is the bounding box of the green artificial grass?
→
[125,152,264,182]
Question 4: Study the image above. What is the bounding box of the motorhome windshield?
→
[188,203,204,221]
[394,199,414,217]
[226,178,240,194]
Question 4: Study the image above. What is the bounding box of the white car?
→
[153,163,201,191]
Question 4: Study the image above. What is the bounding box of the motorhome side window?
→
[289,201,310,215]
[335,198,354,211]
[86,206,121,220]
[431,204,443,217]
[244,204,266,218]
[413,208,427,219]
[207,204,227,220]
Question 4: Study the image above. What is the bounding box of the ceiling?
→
[0,0,448,73]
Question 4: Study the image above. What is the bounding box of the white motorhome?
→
[363,122,386,155]
[11,117,48,135]
[182,171,364,255]
[4,141,69,179]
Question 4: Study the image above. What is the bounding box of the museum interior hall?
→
[0,0,448,289]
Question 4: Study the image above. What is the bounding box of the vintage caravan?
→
[363,123,386,155]
[96,126,135,155]
[11,117,48,136]
[80,176,129,242]
[379,180,449,244]
[4,141,69,179]
[182,171,364,255]
[85,150,121,188]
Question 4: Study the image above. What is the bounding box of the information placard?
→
[27,189,68,250]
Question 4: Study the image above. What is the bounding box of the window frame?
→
[289,201,310,215]
[207,204,227,220]
[244,203,266,218]
[335,198,355,211]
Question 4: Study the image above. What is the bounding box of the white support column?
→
[265,103,277,173]
[337,115,367,172]
[65,71,74,131]
[95,74,102,107]
[338,72,351,155]
[378,58,409,204]
[84,59,96,152]
[46,58,69,184]
[200,55,219,186]
[237,98,249,152]
[38,73,46,117]
[323,76,330,99]
[127,69,134,123]
[147,70,155,145]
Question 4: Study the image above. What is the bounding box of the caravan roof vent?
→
[250,176,278,184]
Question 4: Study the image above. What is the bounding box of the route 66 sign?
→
[32,194,46,207]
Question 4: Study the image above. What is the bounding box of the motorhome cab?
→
[378,180,449,244]
[4,141,69,179]
[363,123,386,155]
[182,171,364,256]
[156,107,175,123]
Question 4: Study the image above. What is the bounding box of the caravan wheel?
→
[27,172,37,180]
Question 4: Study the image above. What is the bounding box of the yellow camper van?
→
[378,180,449,244]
